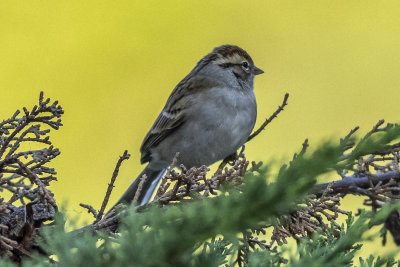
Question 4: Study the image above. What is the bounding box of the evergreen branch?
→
[3,93,400,265]
[314,170,400,197]
[0,92,62,260]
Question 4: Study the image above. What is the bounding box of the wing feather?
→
[140,85,192,163]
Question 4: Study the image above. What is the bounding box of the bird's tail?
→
[110,166,167,210]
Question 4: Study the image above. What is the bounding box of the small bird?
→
[116,44,263,206]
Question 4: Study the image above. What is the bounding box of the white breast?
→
[189,86,257,158]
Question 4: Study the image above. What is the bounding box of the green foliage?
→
[247,249,285,267]
[191,238,232,267]
[359,255,399,267]
[2,127,400,266]
[291,208,400,267]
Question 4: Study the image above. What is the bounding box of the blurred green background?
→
[1,0,399,256]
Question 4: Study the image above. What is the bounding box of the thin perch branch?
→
[96,150,130,222]
[132,174,147,205]
[247,93,289,142]
[80,203,98,219]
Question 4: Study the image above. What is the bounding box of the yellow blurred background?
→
[1,0,399,258]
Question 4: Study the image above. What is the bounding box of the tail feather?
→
[110,166,166,211]
[140,168,167,205]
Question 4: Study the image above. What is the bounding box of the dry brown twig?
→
[154,157,252,206]
[0,92,62,258]
[80,155,260,234]
[76,150,132,234]
[79,203,98,219]
[95,150,130,222]
[132,174,147,205]
[271,185,348,245]
[247,92,289,142]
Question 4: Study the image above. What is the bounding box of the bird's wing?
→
[140,81,195,164]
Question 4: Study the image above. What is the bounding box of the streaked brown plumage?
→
[114,44,263,207]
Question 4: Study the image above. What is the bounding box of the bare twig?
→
[80,203,98,219]
[247,93,289,142]
[132,174,147,205]
[96,150,130,222]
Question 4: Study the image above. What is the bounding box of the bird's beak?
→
[252,66,264,75]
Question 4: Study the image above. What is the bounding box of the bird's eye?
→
[241,61,249,70]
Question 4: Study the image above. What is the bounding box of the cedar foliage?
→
[1,93,400,266]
